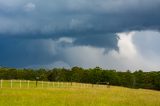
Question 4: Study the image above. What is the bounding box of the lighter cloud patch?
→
[26,61,70,69]
[24,2,36,12]
[57,37,75,44]
[70,19,82,29]
[116,32,137,58]
[62,45,105,68]
[47,61,70,69]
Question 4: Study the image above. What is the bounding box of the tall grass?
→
[0,80,160,106]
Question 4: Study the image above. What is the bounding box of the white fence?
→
[0,80,110,89]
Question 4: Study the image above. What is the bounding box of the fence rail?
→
[0,79,110,89]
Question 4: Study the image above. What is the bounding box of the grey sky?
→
[0,0,160,71]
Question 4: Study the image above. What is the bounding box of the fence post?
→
[58,82,59,88]
[42,81,43,88]
[52,82,54,88]
[20,80,21,88]
[1,79,2,88]
[66,82,69,87]
[28,80,30,88]
[11,80,13,88]
[48,82,49,88]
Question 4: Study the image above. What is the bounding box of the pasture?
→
[0,80,160,106]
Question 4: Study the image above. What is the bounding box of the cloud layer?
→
[0,0,160,71]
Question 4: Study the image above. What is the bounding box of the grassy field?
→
[0,80,160,106]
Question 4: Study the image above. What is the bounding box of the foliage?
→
[0,67,160,90]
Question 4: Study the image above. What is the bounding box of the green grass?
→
[0,80,160,106]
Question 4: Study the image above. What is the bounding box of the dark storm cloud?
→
[0,37,57,67]
[0,0,160,68]
[1,0,160,45]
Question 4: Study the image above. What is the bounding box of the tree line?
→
[0,67,160,90]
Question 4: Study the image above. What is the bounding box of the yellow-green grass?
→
[0,81,160,106]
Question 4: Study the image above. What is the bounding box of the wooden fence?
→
[0,80,110,89]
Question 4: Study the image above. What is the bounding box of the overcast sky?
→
[0,0,160,71]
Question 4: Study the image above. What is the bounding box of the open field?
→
[0,80,160,106]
